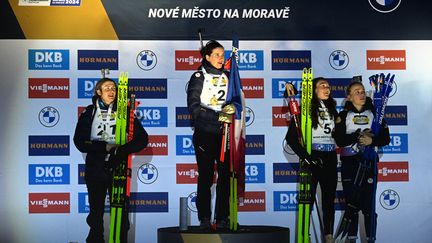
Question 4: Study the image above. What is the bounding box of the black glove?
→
[108,146,127,168]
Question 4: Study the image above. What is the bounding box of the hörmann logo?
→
[28,78,70,98]
[28,135,70,156]
[175,50,202,70]
[28,49,69,70]
[271,50,311,70]
[129,192,169,213]
[128,78,167,99]
[29,193,70,213]
[77,50,118,70]
[367,50,406,70]
[175,107,192,127]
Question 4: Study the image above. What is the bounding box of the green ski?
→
[297,67,313,243]
[109,72,129,243]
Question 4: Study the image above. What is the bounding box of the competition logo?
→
[29,193,70,213]
[271,50,311,70]
[245,135,265,155]
[39,106,60,127]
[368,0,402,13]
[28,49,69,70]
[380,189,400,210]
[28,78,70,98]
[273,163,299,183]
[129,192,169,212]
[138,163,158,184]
[176,163,198,184]
[272,106,289,127]
[29,164,70,185]
[241,78,264,98]
[367,50,406,70]
[187,192,198,212]
[329,50,349,70]
[176,135,195,156]
[175,50,202,70]
[274,191,297,211]
[238,191,266,212]
[137,50,157,70]
[245,106,255,127]
[378,161,409,182]
[245,163,265,183]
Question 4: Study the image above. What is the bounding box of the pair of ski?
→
[109,72,138,243]
[334,73,395,243]
[285,68,313,243]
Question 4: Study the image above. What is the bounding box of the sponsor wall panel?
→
[0,40,431,243]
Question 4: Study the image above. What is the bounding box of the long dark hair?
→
[310,77,337,129]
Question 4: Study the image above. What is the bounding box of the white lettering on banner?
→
[148,7,290,19]
[280,193,297,204]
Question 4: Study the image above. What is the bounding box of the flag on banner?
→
[225,35,246,199]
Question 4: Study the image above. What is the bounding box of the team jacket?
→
[334,97,390,157]
[73,99,148,182]
[187,60,230,134]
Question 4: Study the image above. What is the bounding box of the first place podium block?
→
[158,225,290,243]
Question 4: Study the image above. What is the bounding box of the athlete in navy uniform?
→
[334,81,390,243]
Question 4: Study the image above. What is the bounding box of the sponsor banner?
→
[77,50,118,70]
[238,191,266,212]
[176,135,195,155]
[274,191,297,211]
[187,192,198,212]
[128,78,167,99]
[273,162,298,183]
[78,164,85,184]
[28,78,70,98]
[378,161,409,182]
[327,78,352,99]
[241,78,264,98]
[225,50,264,70]
[29,193,70,213]
[136,50,157,70]
[175,50,202,70]
[244,106,255,127]
[77,106,86,118]
[175,107,192,127]
[28,49,69,70]
[272,106,289,127]
[245,135,265,155]
[245,163,265,183]
[379,133,408,154]
[28,135,70,156]
[379,189,400,210]
[384,105,407,126]
[329,50,349,70]
[271,50,311,70]
[176,163,199,184]
[129,192,169,212]
[136,135,168,155]
[366,50,406,70]
[38,106,60,127]
[137,163,159,184]
[272,78,301,99]
[78,192,109,213]
[29,164,70,185]
[136,107,168,127]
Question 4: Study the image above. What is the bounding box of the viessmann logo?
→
[241,78,264,98]
[378,161,409,182]
[272,106,290,127]
[367,50,406,70]
[176,163,199,184]
[136,135,168,156]
[238,191,266,212]
[175,50,202,70]
[28,78,70,98]
[29,193,70,213]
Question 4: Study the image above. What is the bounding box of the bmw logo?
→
[329,50,349,70]
[245,106,255,127]
[368,0,402,13]
[137,50,157,70]
[39,106,60,127]
[379,189,400,210]
[187,192,198,212]
[282,139,296,155]
[137,163,158,184]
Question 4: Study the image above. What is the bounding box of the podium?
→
[158,225,290,243]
